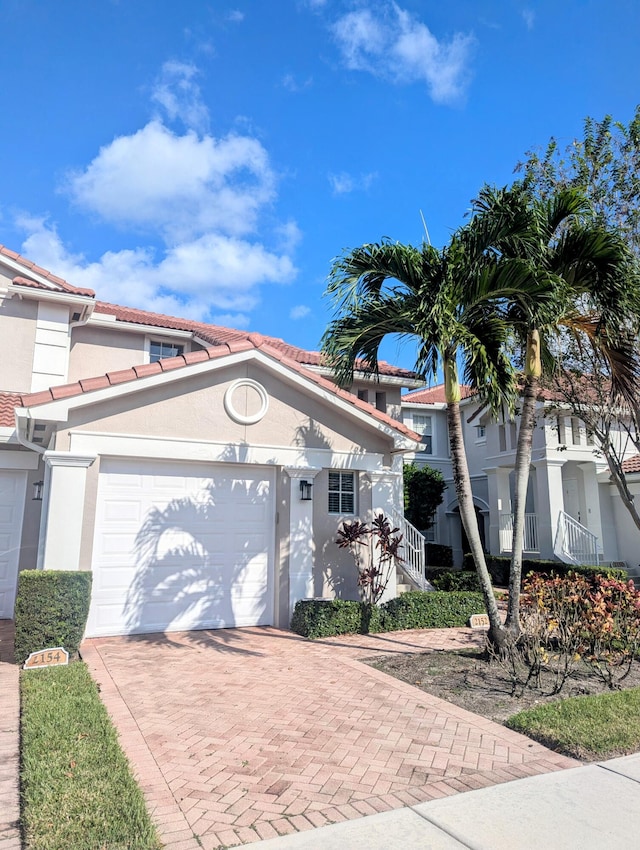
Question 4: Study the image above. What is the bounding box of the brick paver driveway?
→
[82,627,577,850]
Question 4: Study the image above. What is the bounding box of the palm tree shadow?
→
[123,469,273,655]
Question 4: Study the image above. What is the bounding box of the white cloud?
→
[282,73,313,93]
[290,305,311,320]
[328,171,377,195]
[332,4,475,104]
[18,218,296,320]
[522,9,535,30]
[151,61,210,133]
[227,10,245,23]
[16,59,300,327]
[65,120,276,242]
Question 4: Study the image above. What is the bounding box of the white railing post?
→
[391,509,428,591]
[499,513,539,553]
[554,511,600,565]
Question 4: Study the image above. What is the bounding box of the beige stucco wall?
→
[68,326,146,382]
[0,285,38,392]
[52,358,399,626]
[55,361,391,458]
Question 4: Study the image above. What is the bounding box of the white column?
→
[37,452,96,571]
[485,466,511,555]
[285,467,321,616]
[533,458,565,559]
[367,468,401,602]
[579,461,604,555]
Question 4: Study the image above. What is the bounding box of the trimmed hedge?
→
[428,570,481,592]
[461,554,627,586]
[14,570,93,664]
[291,591,485,639]
[425,543,453,569]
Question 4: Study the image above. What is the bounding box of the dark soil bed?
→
[368,647,640,758]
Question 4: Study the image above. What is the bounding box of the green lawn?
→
[21,663,161,850]
[507,686,640,760]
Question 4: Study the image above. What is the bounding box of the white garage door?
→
[0,470,27,619]
[87,458,275,637]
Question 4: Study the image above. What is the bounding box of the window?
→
[149,340,184,363]
[412,414,433,454]
[476,425,486,440]
[328,471,355,514]
[423,521,437,543]
[375,391,386,412]
[357,389,369,403]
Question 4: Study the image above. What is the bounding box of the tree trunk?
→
[506,374,538,635]
[506,330,542,636]
[446,398,505,649]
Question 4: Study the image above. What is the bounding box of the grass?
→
[21,662,161,850]
[507,686,640,760]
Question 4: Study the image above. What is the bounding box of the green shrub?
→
[429,570,481,592]
[461,554,626,585]
[425,543,453,569]
[290,599,384,639]
[291,590,484,638]
[381,591,484,630]
[14,571,93,664]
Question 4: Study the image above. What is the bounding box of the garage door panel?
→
[87,460,275,637]
[0,471,27,619]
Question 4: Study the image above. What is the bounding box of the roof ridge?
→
[17,342,420,443]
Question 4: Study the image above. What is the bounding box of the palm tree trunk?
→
[506,330,541,636]
[444,359,505,648]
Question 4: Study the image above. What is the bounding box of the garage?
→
[0,470,27,619]
[86,458,275,637]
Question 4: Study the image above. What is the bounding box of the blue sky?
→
[1,0,639,369]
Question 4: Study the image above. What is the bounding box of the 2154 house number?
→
[24,647,69,669]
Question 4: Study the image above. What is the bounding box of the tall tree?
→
[322,216,549,648]
[469,185,640,636]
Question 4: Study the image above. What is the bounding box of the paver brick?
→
[80,626,578,847]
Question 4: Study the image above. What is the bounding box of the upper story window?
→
[476,425,486,440]
[149,341,184,363]
[375,391,387,413]
[328,471,355,514]
[412,413,433,454]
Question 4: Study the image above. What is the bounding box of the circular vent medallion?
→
[223,378,269,425]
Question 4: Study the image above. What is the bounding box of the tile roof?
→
[10,338,422,444]
[622,455,640,474]
[94,301,417,379]
[2,246,417,380]
[402,384,474,404]
[0,393,22,427]
[0,247,95,297]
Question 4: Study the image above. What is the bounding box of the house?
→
[402,385,640,575]
[0,246,426,637]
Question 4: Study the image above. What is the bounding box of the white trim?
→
[224,378,269,425]
[7,282,94,316]
[311,365,422,389]
[0,451,39,470]
[66,430,391,472]
[44,451,96,469]
[19,348,420,451]
[88,311,194,339]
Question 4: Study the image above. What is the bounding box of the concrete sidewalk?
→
[247,753,640,849]
[250,753,640,850]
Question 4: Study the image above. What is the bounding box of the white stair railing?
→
[391,509,429,591]
[554,510,600,565]
[499,513,539,553]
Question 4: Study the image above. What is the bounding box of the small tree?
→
[403,463,446,531]
[336,514,404,604]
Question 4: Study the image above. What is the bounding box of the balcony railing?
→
[499,513,539,553]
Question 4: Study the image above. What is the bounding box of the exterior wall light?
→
[299,480,313,501]
[33,480,44,501]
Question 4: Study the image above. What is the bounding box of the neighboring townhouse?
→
[0,246,425,637]
[402,385,640,575]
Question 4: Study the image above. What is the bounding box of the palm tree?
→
[322,220,551,649]
[470,186,640,636]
